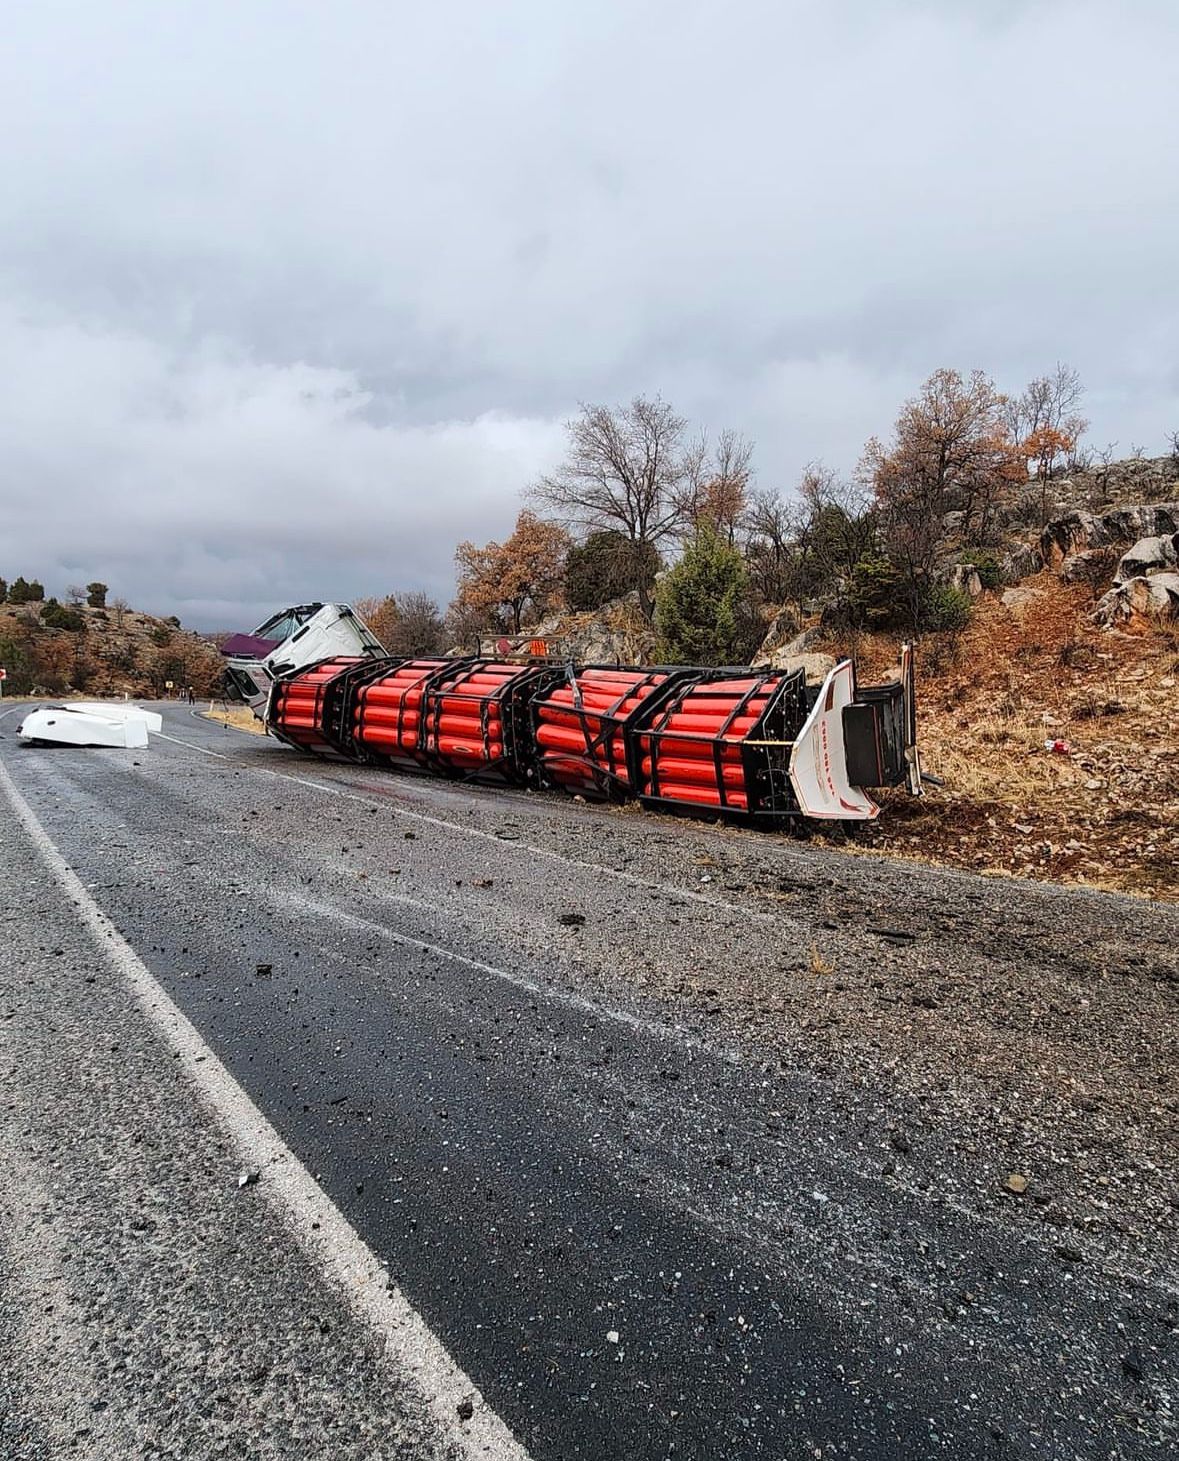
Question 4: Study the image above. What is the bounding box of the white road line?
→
[156,729,231,759]
[153,728,789,928]
[0,755,531,1461]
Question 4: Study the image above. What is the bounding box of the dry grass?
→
[808,944,835,977]
[203,704,267,735]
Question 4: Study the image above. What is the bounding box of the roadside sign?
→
[165,680,174,690]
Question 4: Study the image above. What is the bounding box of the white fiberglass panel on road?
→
[16,706,151,749]
[70,702,163,734]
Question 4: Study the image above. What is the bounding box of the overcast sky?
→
[1,1,1176,630]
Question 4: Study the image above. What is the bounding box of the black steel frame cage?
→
[627,666,810,820]
[318,655,416,760]
[529,665,697,801]
[347,657,467,770]
[266,655,373,756]
[419,660,568,785]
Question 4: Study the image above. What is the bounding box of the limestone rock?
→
[1041,501,1179,566]
[1000,584,1038,609]
[526,595,659,665]
[945,564,983,597]
[757,648,837,683]
[783,626,825,655]
[1060,548,1117,586]
[1041,508,1104,562]
[999,543,1044,584]
[1114,532,1179,584]
[1092,571,1179,626]
[753,620,821,666]
[756,606,801,660]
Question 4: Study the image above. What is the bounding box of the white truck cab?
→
[220,603,387,716]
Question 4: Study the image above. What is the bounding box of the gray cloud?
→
[1,0,1176,628]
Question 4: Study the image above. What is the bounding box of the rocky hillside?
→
[0,598,222,699]
[768,469,1178,900]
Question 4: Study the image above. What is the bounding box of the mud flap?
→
[788,661,880,821]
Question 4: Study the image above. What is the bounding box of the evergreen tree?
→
[656,521,753,666]
[0,637,33,692]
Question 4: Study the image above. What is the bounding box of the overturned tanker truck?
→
[222,603,923,823]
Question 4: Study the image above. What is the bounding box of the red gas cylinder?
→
[421,660,543,775]
[634,672,790,812]
[532,669,677,798]
[354,659,450,760]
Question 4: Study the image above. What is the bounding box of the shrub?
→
[86,582,108,609]
[41,598,86,631]
[0,637,33,693]
[846,554,908,629]
[960,549,1002,590]
[922,584,973,632]
[150,625,173,646]
[566,531,660,612]
[839,554,975,634]
[6,576,42,605]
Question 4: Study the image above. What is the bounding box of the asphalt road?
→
[1,701,1175,1459]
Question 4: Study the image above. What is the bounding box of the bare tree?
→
[743,488,798,604]
[532,396,697,619]
[742,465,874,614]
[111,596,129,628]
[686,428,755,544]
[1091,441,1118,498]
[353,594,400,649]
[385,592,446,657]
[454,511,570,634]
[66,584,86,608]
[864,368,1019,623]
[800,466,875,585]
[1005,363,1088,457]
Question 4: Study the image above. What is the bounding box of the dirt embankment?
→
[837,576,1177,900]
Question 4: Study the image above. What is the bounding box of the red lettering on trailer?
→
[820,720,837,797]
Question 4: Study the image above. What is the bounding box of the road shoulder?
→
[0,765,520,1461]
